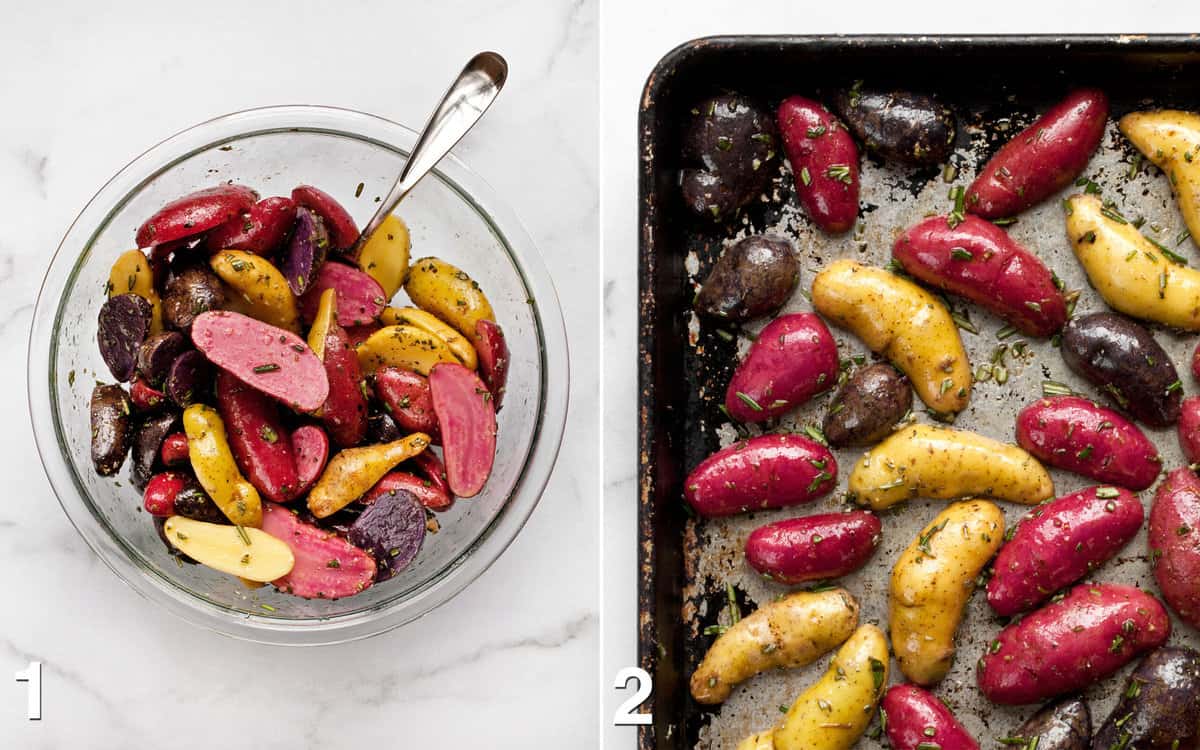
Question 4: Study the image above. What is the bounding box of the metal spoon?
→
[353,51,508,253]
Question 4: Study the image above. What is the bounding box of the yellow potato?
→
[848,423,1053,510]
[183,404,262,527]
[108,248,163,334]
[358,214,411,299]
[307,433,431,518]
[404,257,495,346]
[163,516,294,582]
[812,259,970,414]
[690,589,860,704]
[307,288,337,360]
[735,731,775,750]
[773,624,889,750]
[382,306,478,369]
[891,500,1004,685]
[1120,109,1200,246]
[356,324,459,375]
[1065,193,1200,330]
[209,250,300,333]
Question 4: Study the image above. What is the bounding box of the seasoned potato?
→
[404,257,495,346]
[356,324,459,376]
[108,248,163,334]
[209,250,300,333]
[183,404,263,528]
[832,88,955,166]
[890,500,1004,685]
[812,259,969,414]
[357,214,411,298]
[1065,193,1200,330]
[680,94,778,222]
[382,306,477,369]
[773,624,889,750]
[1120,110,1200,246]
[848,423,1053,510]
[690,588,859,704]
[694,234,798,323]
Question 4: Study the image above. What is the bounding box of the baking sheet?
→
[636,35,1200,750]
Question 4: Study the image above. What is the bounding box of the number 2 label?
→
[14,661,41,720]
[612,666,652,726]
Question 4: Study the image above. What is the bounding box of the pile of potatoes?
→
[682,88,1200,749]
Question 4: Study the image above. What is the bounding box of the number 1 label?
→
[14,661,41,720]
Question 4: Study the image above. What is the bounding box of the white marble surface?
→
[0,0,598,746]
[600,3,1200,748]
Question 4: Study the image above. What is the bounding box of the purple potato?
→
[97,294,153,381]
[165,350,211,408]
[90,384,133,475]
[173,483,227,524]
[1093,646,1200,750]
[1007,696,1091,750]
[280,207,329,296]
[694,234,799,323]
[135,332,188,387]
[162,266,225,331]
[347,489,426,581]
[680,95,778,222]
[130,411,179,491]
[367,412,402,444]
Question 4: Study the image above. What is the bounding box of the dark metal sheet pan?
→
[638,33,1200,750]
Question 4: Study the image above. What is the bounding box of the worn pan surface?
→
[638,34,1200,750]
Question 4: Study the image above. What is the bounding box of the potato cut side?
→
[163,516,294,582]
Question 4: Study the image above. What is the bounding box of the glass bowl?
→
[28,105,568,645]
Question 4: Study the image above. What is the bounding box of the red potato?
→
[966,89,1109,218]
[976,583,1171,705]
[143,471,189,517]
[291,185,359,251]
[1016,396,1161,491]
[135,184,259,248]
[475,319,509,410]
[160,433,189,466]
[364,471,453,512]
[191,311,329,412]
[429,362,497,498]
[261,502,376,599]
[215,371,299,503]
[1149,467,1200,629]
[374,367,441,442]
[290,425,329,496]
[411,449,452,501]
[882,684,979,750]
[317,323,368,447]
[987,486,1144,616]
[893,215,1067,337]
[684,434,837,517]
[204,196,297,255]
[777,96,860,234]
[1178,396,1200,464]
[298,262,387,326]
[724,313,839,423]
[129,377,167,411]
[744,511,881,584]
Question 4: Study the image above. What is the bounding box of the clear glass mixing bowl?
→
[28,105,568,645]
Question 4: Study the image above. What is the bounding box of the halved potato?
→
[163,516,294,582]
[307,288,338,360]
[358,214,411,299]
[108,248,163,334]
[382,306,477,369]
[209,250,300,333]
[404,257,495,346]
[356,324,459,375]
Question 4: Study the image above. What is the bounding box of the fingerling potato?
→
[356,324,459,376]
[1120,109,1200,246]
[404,257,495,346]
[1092,646,1200,750]
[773,623,889,750]
[812,259,970,414]
[684,434,837,517]
[163,516,292,581]
[891,500,1004,685]
[357,214,411,299]
[694,234,799,323]
[745,511,881,585]
[724,312,839,422]
[777,96,860,234]
[831,88,955,167]
[1003,696,1091,750]
[882,684,980,750]
[306,433,431,518]
[680,95,778,223]
[107,248,163,334]
[183,403,263,527]
[1149,467,1200,630]
[382,306,477,370]
[822,363,912,448]
[848,423,1053,510]
[209,250,300,333]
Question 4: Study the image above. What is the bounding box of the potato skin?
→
[823,363,912,448]
[891,500,1004,685]
[1016,396,1161,491]
[1007,696,1091,750]
[214,371,298,503]
[1149,467,1200,630]
[831,88,955,166]
[90,384,132,476]
[724,312,839,422]
[136,184,258,248]
[1120,109,1200,247]
[205,196,297,256]
[745,511,881,584]
[976,583,1171,705]
[680,95,778,222]
[690,588,859,705]
[209,250,300,333]
[966,89,1107,218]
[986,486,1144,616]
[684,434,837,517]
[848,423,1053,511]
[881,684,979,750]
[1061,312,1182,428]
[404,257,495,345]
[1092,646,1200,750]
[1066,193,1200,331]
[694,234,799,322]
[773,623,889,750]
[778,96,860,234]
[893,214,1066,337]
[812,259,970,414]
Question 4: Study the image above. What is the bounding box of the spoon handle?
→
[355,51,508,252]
